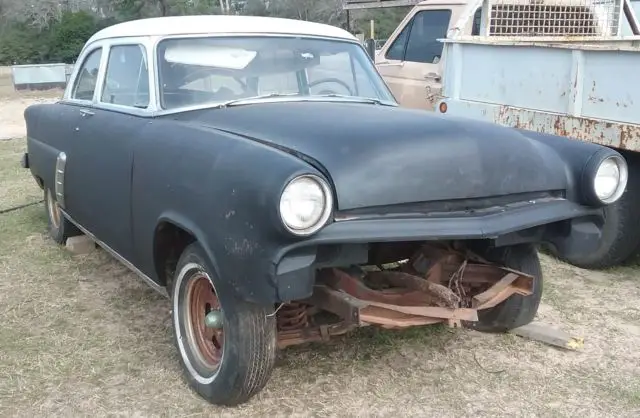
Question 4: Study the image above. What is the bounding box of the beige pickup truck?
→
[372,0,640,110]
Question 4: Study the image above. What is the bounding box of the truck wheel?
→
[44,187,80,244]
[547,161,640,270]
[170,242,277,406]
[466,244,543,333]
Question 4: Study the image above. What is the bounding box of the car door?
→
[375,8,454,111]
[59,46,104,228]
[63,42,151,262]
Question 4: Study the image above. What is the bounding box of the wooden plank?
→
[510,322,584,350]
[65,235,96,255]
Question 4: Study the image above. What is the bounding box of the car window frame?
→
[66,45,105,106]
[386,9,453,64]
[62,36,159,116]
[99,43,151,110]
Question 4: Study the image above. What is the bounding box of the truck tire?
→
[44,187,81,244]
[170,242,277,406]
[466,244,543,333]
[547,158,640,270]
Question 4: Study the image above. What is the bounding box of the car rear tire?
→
[548,195,640,270]
[170,242,277,406]
[44,187,80,244]
[466,244,543,333]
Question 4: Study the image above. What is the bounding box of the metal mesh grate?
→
[486,0,622,36]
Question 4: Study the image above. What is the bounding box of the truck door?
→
[375,7,454,111]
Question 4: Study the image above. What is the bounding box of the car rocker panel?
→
[21,14,628,407]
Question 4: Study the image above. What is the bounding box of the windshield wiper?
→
[312,94,394,106]
[210,92,395,109]
[214,92,303,108]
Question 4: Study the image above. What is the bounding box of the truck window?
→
[385,10,452,64]
[472,8,482,35]
[385,24,411,61]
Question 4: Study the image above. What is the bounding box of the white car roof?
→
[86,15,358,45]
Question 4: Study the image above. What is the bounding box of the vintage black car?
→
[22,15,628,406]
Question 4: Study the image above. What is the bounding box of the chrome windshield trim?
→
[154,95,398,116]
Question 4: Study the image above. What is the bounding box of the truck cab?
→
[373,0,640,111]
[374,0,480,110]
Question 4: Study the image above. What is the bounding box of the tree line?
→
[0,0,409,65]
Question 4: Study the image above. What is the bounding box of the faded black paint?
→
[24,100,618,304]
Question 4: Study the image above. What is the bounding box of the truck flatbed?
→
[437,36,640,151]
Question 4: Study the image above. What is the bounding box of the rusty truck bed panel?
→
[437,40,640,151]
[440,101,640,150]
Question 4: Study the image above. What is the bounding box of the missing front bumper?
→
[276,243,534,349]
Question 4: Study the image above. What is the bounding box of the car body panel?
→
[129,118,321,300]
[165,101,582,210]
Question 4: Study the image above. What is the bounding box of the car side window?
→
[72,48,102,101]
[101,44,150,108]
[385,22,411,61]
[404,10,452,64]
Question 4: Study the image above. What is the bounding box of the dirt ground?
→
[1,76,639,417]
[0,75,62,140]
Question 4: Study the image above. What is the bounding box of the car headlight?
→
[593,155,628,204]
[279,174,333,236]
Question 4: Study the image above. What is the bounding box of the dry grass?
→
[1,94,640,417]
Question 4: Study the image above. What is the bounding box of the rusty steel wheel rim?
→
[185,273,224,371]
[46,190,61,229]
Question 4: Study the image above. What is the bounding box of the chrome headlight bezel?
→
[592,155,628,205]
[278,174,333,237]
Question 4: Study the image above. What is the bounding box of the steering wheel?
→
[176,68,250,93]
[308,77,354,96]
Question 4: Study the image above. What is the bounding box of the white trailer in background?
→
[351,0,640,269]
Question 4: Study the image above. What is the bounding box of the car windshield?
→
[156,36,397,110]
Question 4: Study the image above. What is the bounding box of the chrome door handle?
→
[377,61,404,67]
[80,109,95,117]
[424,73,441,82]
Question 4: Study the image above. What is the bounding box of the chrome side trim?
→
[55,152,67,208]
[60,209,169,298]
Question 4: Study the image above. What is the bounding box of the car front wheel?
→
[466,244,543,333]
[170,242,277,406]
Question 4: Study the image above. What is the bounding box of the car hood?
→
[166,101,568,210]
